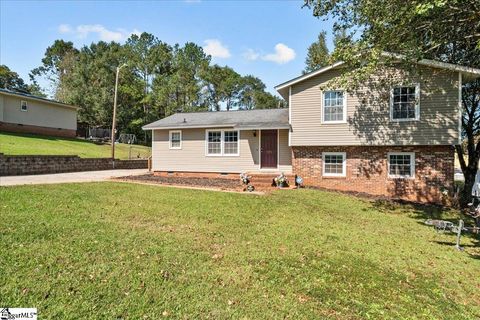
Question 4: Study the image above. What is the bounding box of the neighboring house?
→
[0,88,80,137]
[144,57,480,203]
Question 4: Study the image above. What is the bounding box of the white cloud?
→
[58,24,72,34]
[57,24,140,42]
[262,43,296,64]
[243,48,260,61]
[203,39,231,59]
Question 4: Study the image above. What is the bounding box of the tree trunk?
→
[462,167,477,205]
[457,144,480,206]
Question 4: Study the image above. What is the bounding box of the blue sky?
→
[0,0,335,97]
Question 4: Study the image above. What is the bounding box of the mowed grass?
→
[1,183,479,319]
[0,131,150,159]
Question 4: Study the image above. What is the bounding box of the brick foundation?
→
[292,145,454,204]
[0,154,147,176]
[0,121,76,138]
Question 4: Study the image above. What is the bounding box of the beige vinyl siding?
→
[278,129,292,170]
[0,95,4,121]
[1,95,77,130]
[152,128,292,173]
[290,65,459,146]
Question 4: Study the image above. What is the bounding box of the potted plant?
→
[240,173,255,192]
[274,173,289,188]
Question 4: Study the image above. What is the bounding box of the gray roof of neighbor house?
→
[0,88,81,110]
[143,108,290,130]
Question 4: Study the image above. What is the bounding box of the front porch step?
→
[242,173,296,190]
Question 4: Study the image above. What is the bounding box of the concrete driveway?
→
[0,169,149,186]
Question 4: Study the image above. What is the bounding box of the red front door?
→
[260,130,278,168]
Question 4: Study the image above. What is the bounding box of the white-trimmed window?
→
[388,152,415,178]
[390,85,420,121]
[323,90,346,123]
[206,129,239,156]
[21,100,28,112]
[207,130,222,155]
[223,130,239,155]
[322,152,346,177]
[169,130,182,149]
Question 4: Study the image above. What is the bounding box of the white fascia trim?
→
[143,124,236,131]
[274,61,345,91]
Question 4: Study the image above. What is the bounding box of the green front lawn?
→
[1,183,479,319]
[0,131,150,159]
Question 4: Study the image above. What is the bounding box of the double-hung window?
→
[391,85,419,121]
[388,152,415,178]
[169,130,182,149]
[206,130,239,156]
[323,90,346,123]
[207,131,222,155]
[322,152,346,177]
[21,100,28,112]
[223,131,239,155]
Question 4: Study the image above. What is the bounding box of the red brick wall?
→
[292,145,454,204]
[0,121,76,138]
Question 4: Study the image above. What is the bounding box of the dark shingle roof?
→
[143,108,289,130]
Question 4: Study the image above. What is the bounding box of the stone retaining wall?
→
[0,154,147,176]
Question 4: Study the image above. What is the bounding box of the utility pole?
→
[111,63,127,168]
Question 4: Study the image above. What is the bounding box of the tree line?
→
[1,32,286,141]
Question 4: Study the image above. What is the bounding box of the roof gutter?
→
[142,124,238,130]
[143,124,291,131]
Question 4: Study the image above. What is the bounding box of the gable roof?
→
[0,88,81,110]
[143,108,289,130]
[275,54,480,99]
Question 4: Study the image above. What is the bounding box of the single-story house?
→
[143,109,292,173]
[143,57,480,203]
[0,88,80,137]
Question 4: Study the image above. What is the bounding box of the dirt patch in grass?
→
[115,173,243,191]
